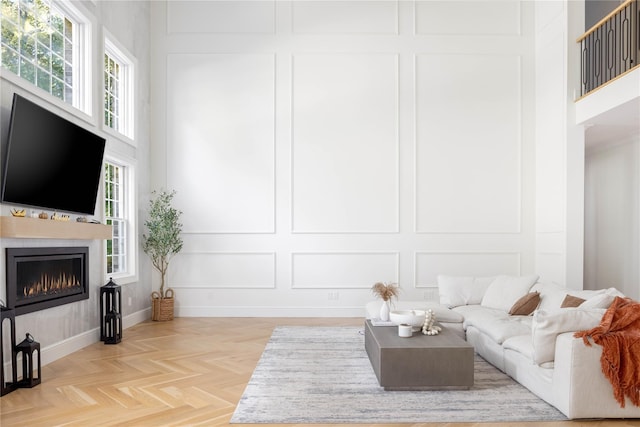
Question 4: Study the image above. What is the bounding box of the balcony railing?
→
[578,0,639,97]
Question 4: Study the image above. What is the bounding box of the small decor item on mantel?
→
[142,189,183,322]
[371,282,399,321]
[10,208,25,217]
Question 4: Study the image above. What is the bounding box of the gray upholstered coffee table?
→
[364,319,474,390]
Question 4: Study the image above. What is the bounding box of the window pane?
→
[1,20,19,50]
[20,35,35,60]
[51,53,63,78]
[51,76,63,98]
[104,162,128,276]
[36,68,49,91]
[19,57,35,82]
[51,30,62,56]
[2,47,19,73]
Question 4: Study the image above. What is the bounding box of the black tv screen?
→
[1,94,106,216]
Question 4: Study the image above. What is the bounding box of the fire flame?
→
[23,272,81,298]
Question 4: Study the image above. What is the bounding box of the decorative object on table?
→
[14,333,41,388]
[0,302,18,396]
[100,278,122,344]
[38,211,48,219]
[422,309,442,336]
[142,189,183,321]
[389,309,426,330]
[76,216,88,223]
[10,208,25,217]
[398,323,412,337]
[371,282,399,321]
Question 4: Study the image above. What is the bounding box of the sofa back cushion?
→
[437,275,494,308]
[531,307,606,365]
[480,275,539,312]
[530,281,568,311]
[580,287,625,309]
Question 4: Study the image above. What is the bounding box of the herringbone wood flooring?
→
[0,317,637,427]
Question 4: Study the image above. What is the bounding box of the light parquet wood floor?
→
[0,317,639,427]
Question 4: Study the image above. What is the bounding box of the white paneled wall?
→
[585,137,640,300]
[533,1,585,290]
[150,0,537,316]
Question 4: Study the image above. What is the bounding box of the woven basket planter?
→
[151,288,174,321]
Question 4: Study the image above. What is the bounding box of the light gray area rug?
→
[231,326,568,424]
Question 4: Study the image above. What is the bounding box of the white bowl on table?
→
[389,310,426,330]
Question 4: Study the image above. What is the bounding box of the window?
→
[104,157,137,283]
[0,0,90,112]
[103,36,134,140]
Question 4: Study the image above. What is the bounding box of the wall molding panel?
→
[292,1,399,35]
[415,0,521,36]
[166,53,276,234]
[167,1,276,34]
[291,252,399,289]
[170,252,277,289]
[415,53,523,234]
[291,53,400,233]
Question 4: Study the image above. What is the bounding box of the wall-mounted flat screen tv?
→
[1,94,106,216]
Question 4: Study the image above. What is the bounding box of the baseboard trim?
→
[40,307,151,367]
[177,306,365,318]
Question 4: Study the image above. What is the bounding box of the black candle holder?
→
[100,278,122,344]
[15,333,41,388]
[0,305,18,395]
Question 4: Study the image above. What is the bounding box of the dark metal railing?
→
[578,0,639,97]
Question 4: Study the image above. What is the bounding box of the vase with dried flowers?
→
[371,282,399,321]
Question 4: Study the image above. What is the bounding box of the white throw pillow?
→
[480,275,539,312]
[531,307,606,365]
[580,287,625,309]
[437,275,494,308]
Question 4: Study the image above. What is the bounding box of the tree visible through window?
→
[1,0,74,103]
[105,162,127,275]
[103,37,134,139]
[104,53,120,130]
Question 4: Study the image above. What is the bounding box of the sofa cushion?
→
[455,305,531,344]
[531,307,606,365]
[561,294,585,308]
[481,275,539,312]
[580,287,625,309]
[437,275,494,308]
[503,334,534,361]
[531,281,569,311]
[509,291,540,315]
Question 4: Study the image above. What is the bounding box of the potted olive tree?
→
[142,189,183,321]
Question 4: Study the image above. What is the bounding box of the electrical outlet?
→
[423,289,439,301]
[328,291,340,300]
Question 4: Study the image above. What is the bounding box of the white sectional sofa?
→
[366,275,640,419]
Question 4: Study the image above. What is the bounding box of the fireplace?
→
[6,247,89,316]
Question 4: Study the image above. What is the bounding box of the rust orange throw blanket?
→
[574,296,640,408]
